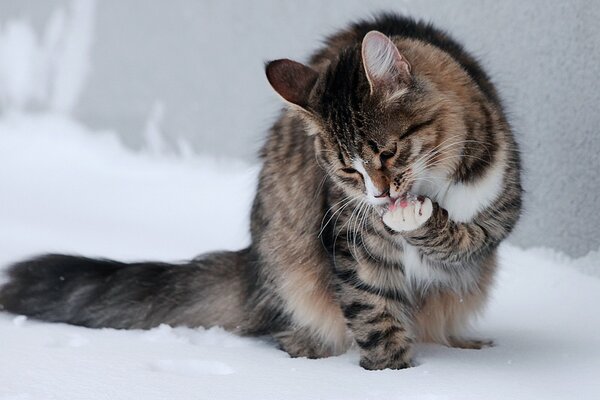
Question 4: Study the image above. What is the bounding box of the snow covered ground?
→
[1,113,599,400]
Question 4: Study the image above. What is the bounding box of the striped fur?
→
[0,14,521,370]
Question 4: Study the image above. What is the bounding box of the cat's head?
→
[266,31,466,208]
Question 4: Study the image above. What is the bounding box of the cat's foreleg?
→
[382,196,491,264]
[334,259,415,370]
[383,197,498,348]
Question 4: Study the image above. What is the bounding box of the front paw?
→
[382,195,433,232]
[359,353,413,370]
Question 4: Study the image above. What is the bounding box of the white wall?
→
[1,0,599,257]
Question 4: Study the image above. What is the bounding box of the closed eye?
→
[400,115,438,139]
[380,150,395,162]
[340,167,358,174]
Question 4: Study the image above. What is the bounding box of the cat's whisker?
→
[332,197,360,237]
[312,171,334,202]
[422,139,495,167]
[423,150,493,167]
[357,206,378,262]
[410,136,468,167]
[352,201,370,260]
[331,198,363,261]
[422,154,493,172]
[348,202,361,260]
[318,196,357,238]
[413,138,490,169]
[322,197,357,233]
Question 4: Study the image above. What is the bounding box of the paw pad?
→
[382,194,433,232]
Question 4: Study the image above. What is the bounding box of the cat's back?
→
[310,13,499,105]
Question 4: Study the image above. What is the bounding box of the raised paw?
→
[382,194,433,232]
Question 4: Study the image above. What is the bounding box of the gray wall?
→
[1,0,599,257]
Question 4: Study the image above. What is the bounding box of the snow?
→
[0,3,599,398]
[0,113,599,400]
[0,0,94,113]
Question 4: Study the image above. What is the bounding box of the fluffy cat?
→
[0,14,521,370]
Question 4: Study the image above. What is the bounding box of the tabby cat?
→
[0,14,521,370]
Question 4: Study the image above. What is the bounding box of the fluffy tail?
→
[0,249,256,331]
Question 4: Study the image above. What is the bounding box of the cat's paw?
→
[448,337,494,350]
[382,195,433,232]
[275,329,334,359]
[359,354,413,371]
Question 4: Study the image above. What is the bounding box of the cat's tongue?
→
[388,193,417,212]
[388,196,406,212]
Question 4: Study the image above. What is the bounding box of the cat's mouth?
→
[387,195,404,212]
[374,192,424,215]
[371,193,408,215]
[388,193,422,212]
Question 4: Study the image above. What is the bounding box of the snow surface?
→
[1,113,599,400]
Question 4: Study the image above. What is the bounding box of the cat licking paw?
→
[382,194,433,232]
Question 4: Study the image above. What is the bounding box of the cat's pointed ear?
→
[361,31,411,94]
[265,59,318,110]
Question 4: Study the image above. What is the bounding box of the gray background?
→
[1,0,599,257]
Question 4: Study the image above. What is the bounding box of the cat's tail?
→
[0,249,261,332]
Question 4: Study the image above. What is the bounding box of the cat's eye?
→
[380,145,397,164]
[380,150,395,161]
[340,167,358,174]
[400,116,438,139]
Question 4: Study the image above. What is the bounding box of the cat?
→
[0,13,522,370]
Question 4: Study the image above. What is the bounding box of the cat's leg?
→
[341,283,413,370]
[256,228,350,358]
[274,326,336,359]
[335,259,414,370]
[382,195,516,265]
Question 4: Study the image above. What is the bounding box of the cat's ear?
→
[265,59,318,110]
[361,31,411,94]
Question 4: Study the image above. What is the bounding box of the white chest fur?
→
[440,160,506,223]
[416,146,507,224]
[400,240,448,290]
